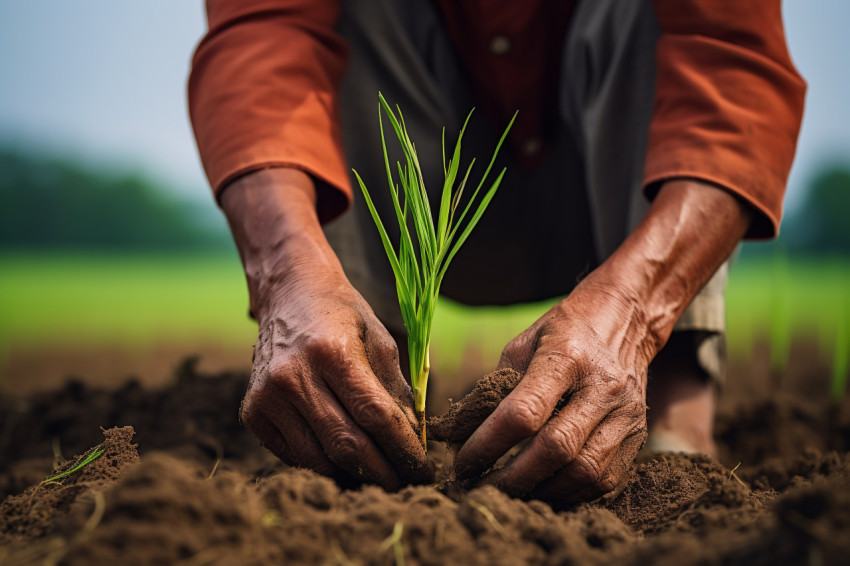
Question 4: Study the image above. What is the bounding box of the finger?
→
[549,432,644,505]
[247,412,297,464]
[243,402,350,479]
[266,339,405,489]
[479,386,605,495]
[363,324,418,427]
[265,408,342,476]
[531,418,646,505]
[323,348,433,485]
[297,380,404,490]
[269,407,377,489]
[455,349,579,480]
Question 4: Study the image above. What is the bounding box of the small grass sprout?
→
[353,92,515,448]
[41,443,105,485]
[729,461,748,489]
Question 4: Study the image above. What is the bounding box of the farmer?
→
[188,0,804,502]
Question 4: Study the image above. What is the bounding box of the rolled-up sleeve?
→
[646,1,806,238]
[188,0,351,223]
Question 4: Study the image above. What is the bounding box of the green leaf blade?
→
[358,94,516,421]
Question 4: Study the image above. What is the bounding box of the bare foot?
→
[645,336,718,456]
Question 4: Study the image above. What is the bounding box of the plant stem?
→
[413,353,429,449]
[412,351,430,413]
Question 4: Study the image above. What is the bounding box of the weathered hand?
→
[222,168,433,489]
[454,278,651,503]
[242,272,433,489]
[453,178,754,504]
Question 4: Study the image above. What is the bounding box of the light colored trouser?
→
[324,0,728,383]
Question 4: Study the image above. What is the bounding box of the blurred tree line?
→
[781,166,850,256]
[0,146,848,256]
[0,148,234,253]
[741,163,850,259]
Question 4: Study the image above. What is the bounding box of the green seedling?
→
[41,444,105,485]
[354,92,515,448]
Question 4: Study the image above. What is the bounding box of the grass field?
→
[1,252,847,373]
[0,253,256,349]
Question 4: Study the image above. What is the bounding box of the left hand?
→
[453,275,652,504]
[453,179,752,504]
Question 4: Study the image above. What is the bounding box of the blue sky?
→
[1,1,848,215]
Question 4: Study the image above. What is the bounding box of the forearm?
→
[220,168,346,322]
[592,178,752,355]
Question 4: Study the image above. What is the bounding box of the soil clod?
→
[428,368,521,449]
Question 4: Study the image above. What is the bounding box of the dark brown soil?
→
[428,368,522,449]
[1,357,849,565]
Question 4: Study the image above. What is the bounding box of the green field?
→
[0,253,256,350]
[1,252,847,370]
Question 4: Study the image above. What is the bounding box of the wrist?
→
[592,179,751,352]
[588,255,686,358]
[220,168,346,320]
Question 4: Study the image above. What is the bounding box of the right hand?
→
[222,168,433,489]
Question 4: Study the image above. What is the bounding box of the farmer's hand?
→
[454,278,651,503]
[221,168,433,489]
[454,179,753,503]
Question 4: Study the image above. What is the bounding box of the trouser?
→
[324,0,728,384]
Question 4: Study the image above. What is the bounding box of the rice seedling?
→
[353,92,515,448]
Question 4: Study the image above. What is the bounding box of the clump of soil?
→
[428,368,521,449]
[2,358,850,565]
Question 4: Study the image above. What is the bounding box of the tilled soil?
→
[1,358,849,565]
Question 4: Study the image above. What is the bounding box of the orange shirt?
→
[189,0,805,237]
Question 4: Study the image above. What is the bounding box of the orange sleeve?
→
[646,1,806,239]
[188,0,351,223]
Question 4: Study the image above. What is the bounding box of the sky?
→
[1,1,849,215]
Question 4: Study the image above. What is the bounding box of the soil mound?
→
[2,360,849,565]
[0,426,139,543]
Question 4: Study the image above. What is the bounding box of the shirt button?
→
[522,138,542,156]
[489,35,511,55]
